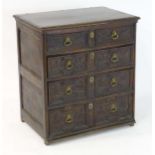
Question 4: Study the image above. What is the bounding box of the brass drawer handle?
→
[111,77,118,87]
[64,37,72,47]
[111,53,119,63]
[111,30,119,40]
[111,104,117,112]
[65,113,73,123]
[89,31,95,39]
[65,59,73,70]
[65,86,72,96]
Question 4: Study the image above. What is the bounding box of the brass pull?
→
[89,76,94,84]
[64,37,72,46]
[65,113,73,123]
[65,86,72,96]
[65,59,73,70]
[111,104,117,112]
[89,31,95,39]
[111,53,119,63]
[90,52,95,60]
[111,77,118,87]
[88,102,93,110]
[111,30,119,40]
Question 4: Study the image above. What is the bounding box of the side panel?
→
[16,22,45,137]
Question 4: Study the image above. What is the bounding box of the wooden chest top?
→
[14,7,139,29]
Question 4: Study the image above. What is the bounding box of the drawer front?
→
[46,31,88,55]
[48,53,87,78]
[46,25,134,55]
[95,70,133,97]
[48,77,87,106]
[96,26,134,47]
[94,94,133,126]
[95,46,134,70]
[49,104,88,138]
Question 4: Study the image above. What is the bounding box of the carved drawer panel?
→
[48,77,87,106]
[49,104,88,138]
[96,26,134,47]
[94,94,133,126]
[46,31,88,55]
[48,53,87,78]
[95,69,133,97]
[95,46,134,70]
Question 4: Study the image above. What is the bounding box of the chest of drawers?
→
[14,7,139,144]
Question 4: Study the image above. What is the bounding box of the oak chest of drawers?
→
[14,7,139,144]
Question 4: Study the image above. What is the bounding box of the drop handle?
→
[111,77,118,87]
[64,37,72,47]
[111,30,119,40]
[111,53,119,63]
[65,114,73,123]
[65,59,73,70]
[65,86,72,96]
[111,104,117,112]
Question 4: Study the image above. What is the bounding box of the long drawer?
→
[47,45,134,79]
[49,93,134,139]
[48,69,134,106]
[45,25,134,55]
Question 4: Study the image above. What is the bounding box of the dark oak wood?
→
[13,7,139,29]
[94,94,133,126]
[95,46,134,70]
[14,7,139,144]
[47,52,87,78]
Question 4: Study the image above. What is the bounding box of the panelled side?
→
[15,21,45,137]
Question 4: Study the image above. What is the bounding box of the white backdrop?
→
[2,0,152,155]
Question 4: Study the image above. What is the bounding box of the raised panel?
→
[95,70,133,97]
[95,46,133,70]
[22,78,43,125]
[46,31,88,55]
[49,104,88,138]
[48,77,87,106]
[48,53,87,78]
[96,26,134,47]
[20,27,43,78]
[94,94,133,126]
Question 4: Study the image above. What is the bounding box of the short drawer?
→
[94,94,133,126]
[95,46,134,70]
[48,53,87,78]
[46,31,88,55]
[49,104,88,138]
[96,25,134,47]
[95,69,133,97]
[48,77,87,106]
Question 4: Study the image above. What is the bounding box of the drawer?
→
[96,26,134,47]
[48,53,87,78]
[94,94,133,126]
[46,31,88,55]
[49,104,88,138]
[48,77,87,106]
[95,70,133,97]
[46,25,134,55]
[95,46,134,71]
